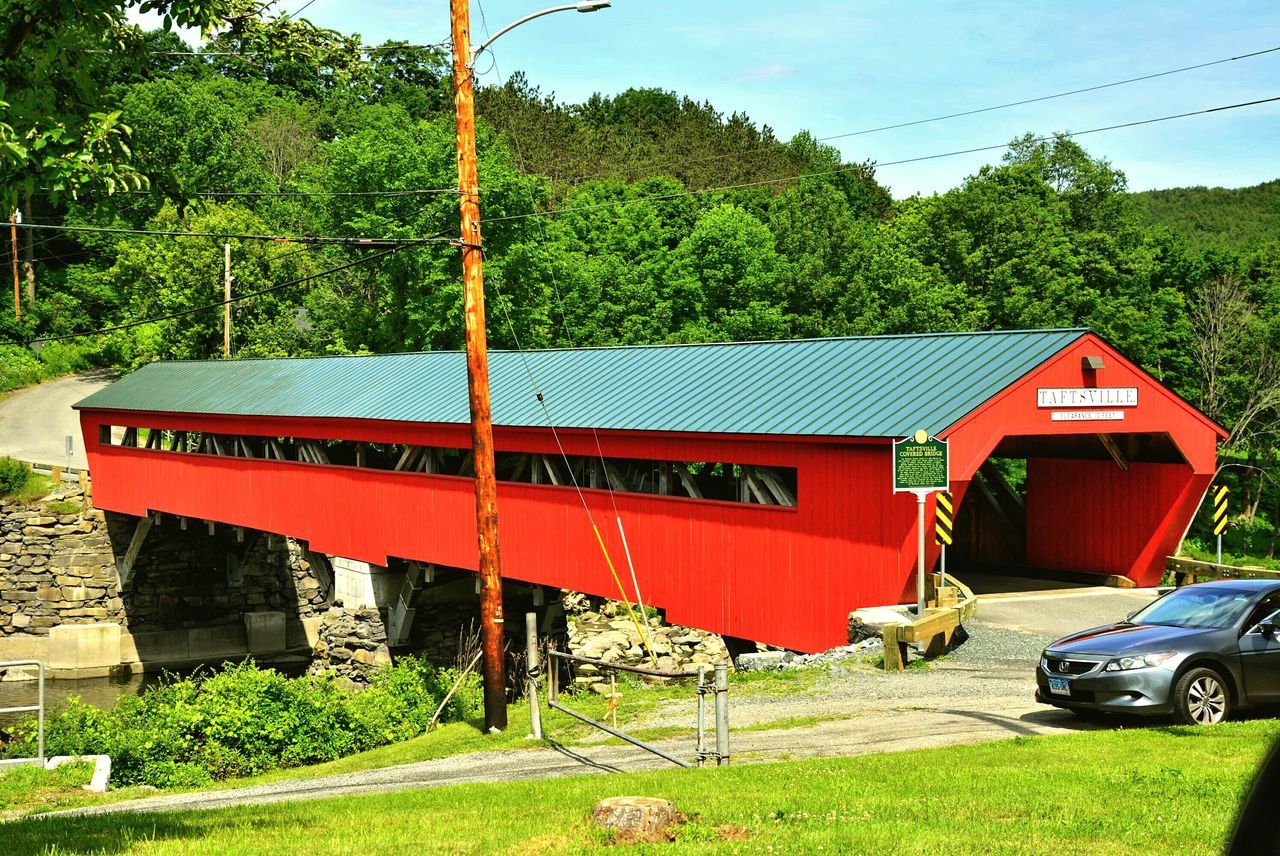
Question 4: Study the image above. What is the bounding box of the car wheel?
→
[1174,667,1230,725]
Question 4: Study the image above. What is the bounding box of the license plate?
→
[1048,677,1071,697]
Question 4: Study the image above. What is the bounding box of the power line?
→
[150,188,462,199]
[13,222,452,246]
[283,0,317,19]
[562,44,1280,185]
[483,94,1280,225]
[4,246,404,346]
[91,40,450,58]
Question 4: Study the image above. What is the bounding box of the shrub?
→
[0,456,31,497]
[1,657,482,789]
[0,345,43,393]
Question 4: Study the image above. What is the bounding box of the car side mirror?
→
[1260,622,1278,641]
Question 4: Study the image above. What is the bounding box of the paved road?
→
[975,586,1161,640]
[43,698,1090,818]
[0,371,114,469]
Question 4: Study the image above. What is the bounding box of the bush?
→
[1,658,482,788]
[0,456,31,496]
[0,346,43,393]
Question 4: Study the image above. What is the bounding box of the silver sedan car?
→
[1035,580,1280,725]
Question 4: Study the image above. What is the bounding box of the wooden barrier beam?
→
[901,607,960,644]
[1167,556,1280,585]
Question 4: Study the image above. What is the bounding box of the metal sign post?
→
[893,430,950,616]
[935,490,954,589]
[1213,485,1229,565]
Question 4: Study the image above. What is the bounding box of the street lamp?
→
[472,2,612,61]
[448,0,611,734]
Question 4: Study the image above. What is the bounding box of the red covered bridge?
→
[75,329,1224,653]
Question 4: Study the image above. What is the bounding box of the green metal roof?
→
[74,329,1088,438]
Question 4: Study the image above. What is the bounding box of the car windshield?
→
[1130,587,1257,629]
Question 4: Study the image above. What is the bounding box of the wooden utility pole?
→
[22,192,34,306]
[9,208,19,319]
[223,243,232,357]
[450,0,507,733]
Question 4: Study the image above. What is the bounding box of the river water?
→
[0,671,155,726]
[0,659,310,727]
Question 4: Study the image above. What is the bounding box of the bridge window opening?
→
[96,425,798,507]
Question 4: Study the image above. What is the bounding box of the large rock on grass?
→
[592,796,682,843]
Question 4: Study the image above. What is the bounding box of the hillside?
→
[1132,179,1280,251]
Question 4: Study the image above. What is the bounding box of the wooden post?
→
[451,0,507,733]
[881,622,907,670]
[223,243,232,357]
[9,208,19,319]
[21,191,33,306]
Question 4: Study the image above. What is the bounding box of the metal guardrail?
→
[528,614,729,768]
[0,660,45,763]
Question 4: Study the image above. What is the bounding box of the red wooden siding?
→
[1025,458,1209,584]
[80,410,922,653]
[79,333,1225,653]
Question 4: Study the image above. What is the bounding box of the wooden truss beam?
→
[1096,434,1130,471]
[115,514,154,589]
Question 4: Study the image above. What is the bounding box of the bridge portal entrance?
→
[949,431,1197,591]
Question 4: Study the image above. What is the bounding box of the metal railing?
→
[528,614,728,768]
[0,660,45,763]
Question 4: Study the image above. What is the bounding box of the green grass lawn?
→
[11,721,1278,855]
[0,763,93,816]
[1,669,818,818]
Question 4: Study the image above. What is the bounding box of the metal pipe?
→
[548,649,700,679]
[548,698,692,768]
[0,660,45,762]
[916,492,927,616]
[548,641,558,703]
[714,662,729,766]
[525,612,543,740]
[696,665,707,768]
[37,660,44,764]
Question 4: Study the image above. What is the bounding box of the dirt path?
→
[40,696,1091,818]
[0,371,114,468]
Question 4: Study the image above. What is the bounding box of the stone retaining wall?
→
[0,495,329,674]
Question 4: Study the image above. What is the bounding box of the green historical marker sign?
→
[893,429,949,494]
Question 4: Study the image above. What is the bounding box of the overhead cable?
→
[564,44,1280,184]
[484,95,1280,225]
[90,39,450,57]
[283,0,317,19]
[12,222,451,246]
[153,188,462,198]
[3,245,405,346]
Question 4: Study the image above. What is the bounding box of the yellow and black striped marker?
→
[1213,485,1230,536]
[935,491,954,546]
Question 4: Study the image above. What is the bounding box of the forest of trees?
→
[1,5,1278,554]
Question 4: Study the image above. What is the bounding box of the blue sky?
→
[133,1,1280,197]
